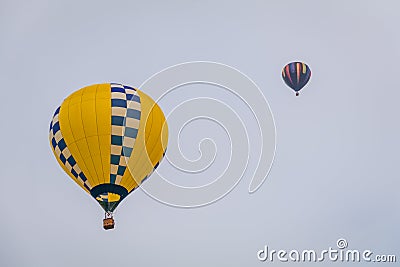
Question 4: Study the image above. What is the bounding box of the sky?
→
[1,0,400,266]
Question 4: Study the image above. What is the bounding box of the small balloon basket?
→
[103,212,115,230]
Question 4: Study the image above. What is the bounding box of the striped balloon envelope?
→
[281,62,311,96]
[49,83,168,229]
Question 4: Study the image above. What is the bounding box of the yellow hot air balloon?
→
[49,83,168,230]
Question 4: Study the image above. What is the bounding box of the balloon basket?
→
[103,217,115,230]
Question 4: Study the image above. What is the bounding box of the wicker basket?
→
[103,218,115,230]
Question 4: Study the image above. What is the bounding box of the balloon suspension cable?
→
[105,211,113,219]
[296,92,299,96]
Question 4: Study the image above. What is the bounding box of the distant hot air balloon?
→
[282,62,311,96]
[49,83,168,230]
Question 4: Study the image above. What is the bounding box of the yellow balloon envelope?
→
[49,83,168,229]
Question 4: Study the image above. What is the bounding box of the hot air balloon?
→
[282,62,311,96]
[49,83,168,230]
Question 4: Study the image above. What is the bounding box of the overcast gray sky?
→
[1,1,400,266]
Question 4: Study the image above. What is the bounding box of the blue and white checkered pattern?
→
[49,106,92,191]
[110,83,141,185]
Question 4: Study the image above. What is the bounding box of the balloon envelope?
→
[49,83,168,213]
[282,62,311,94]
